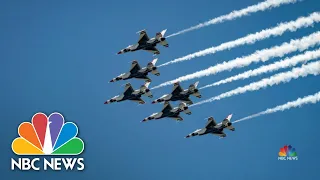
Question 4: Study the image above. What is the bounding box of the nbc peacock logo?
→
[11,112,85,171]
[278,145,298,161]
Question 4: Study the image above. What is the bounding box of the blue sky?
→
[1,0,320,179]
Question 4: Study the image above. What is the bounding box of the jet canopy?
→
[151,112,158,116]
[160,94,168,98]
[112,95,119,99]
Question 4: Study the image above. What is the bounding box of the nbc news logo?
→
[278,145,298,161]
[11,112,85,171]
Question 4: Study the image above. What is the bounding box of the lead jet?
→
[117,29,169,55]
[110,58,160,83]
[142,101,191,122]
[185,114,235,139]
[104,81,152,104]
[152,81,201,105]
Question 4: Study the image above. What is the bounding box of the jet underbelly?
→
[207,128,223,134]
[146,38,157,45]
[127,94,141,100]
[142,43,157,50]
[133,72,148,79]
[170,94,189,101]
[166,111,179,118]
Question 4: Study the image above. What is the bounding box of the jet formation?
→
[107,29,236,139]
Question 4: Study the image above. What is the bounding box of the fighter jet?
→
[185,114,235,139]
[110,58,160,83]
[104,81,152,104]
[117,29,169,55]
[152,81,201,105]
[142,101,191,122]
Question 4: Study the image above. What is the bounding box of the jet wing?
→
[171,82,183,96]
[131,98,145,104]
[205,117,217,129]
[144,47,160,55]
[138,30,150,44]
[161,101,173,114]
[135,75,151,81]
[182,97,193,105]
[211,131,226,137]
[167,115,183,121]
[130,60,141,74]
[123,83,134,97]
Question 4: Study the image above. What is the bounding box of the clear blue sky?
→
[1,0,320,179]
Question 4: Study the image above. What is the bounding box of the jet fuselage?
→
[169,90,193,101]
[125,39,161,52]
[149,107,183,120]
[117,94,142,102]
[190,125,226,137]
[114,68,152,82]
[157,110,181,119]
[129,68,152,79]
[202,127,225,136]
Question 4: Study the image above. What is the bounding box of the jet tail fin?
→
[156,29,167,38]
[144,80,151,88]
[140,80,153,98]
[147,58,160,76]
[222,114,235,131]
[189,81,201,98]
[179,102,191,115]
[188,81,199,90]
[160,29,167,37]
[150,58,158,66]
[136,29,146,34]
[156,29,169,47]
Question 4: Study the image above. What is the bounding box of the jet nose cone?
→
[110,80,114,82]
[104,101,108,104]
[152,101,156,104]
[141,119,147,122]
[185,135,190,138]
[117,51,122,54]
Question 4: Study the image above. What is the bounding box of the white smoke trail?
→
[200,49,320,89]
[190,61,320,107]
[152,31,320,89]
[167,0,299,38]
[161,11,320,67]
[233,91,320,123]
